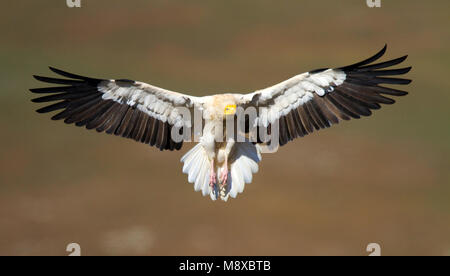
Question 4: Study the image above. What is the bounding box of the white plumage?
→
[31,45,411,201]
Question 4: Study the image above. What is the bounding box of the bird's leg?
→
[220,156,228,187]
[209,159,216,189]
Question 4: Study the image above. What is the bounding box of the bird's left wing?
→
[239,45,412,147]
[31,67,200,151]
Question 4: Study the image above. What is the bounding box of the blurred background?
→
[0,0,449,256]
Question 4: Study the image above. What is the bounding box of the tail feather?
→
[181,144,215,200]
[200,163,211,197]
[222,142,261,201]
[181,144,202,174]
[181,142,262,202]
[193,156,207,192]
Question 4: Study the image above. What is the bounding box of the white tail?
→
[180,142,262,202]
[180,143,216,200]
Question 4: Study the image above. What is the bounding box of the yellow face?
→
[224,104,237,115]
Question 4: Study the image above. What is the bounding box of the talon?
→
[209,172,216,188]
[209,160,216,189]
[220,169,228,187]
[220,157,229,188]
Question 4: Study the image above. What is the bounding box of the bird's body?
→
[30,45,411,201]
[182,93,261,200]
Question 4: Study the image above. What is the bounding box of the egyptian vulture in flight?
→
[30,45,411,201]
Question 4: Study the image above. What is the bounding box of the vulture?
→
[30,45,411,201]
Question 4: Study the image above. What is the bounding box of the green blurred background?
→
[0,0,449,255]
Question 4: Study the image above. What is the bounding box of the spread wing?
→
[240,45,412,146]
[30,67,200,151]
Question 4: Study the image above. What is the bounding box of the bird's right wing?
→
[31,67,201,151]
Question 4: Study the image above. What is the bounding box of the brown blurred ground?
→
[0,0,449,255]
